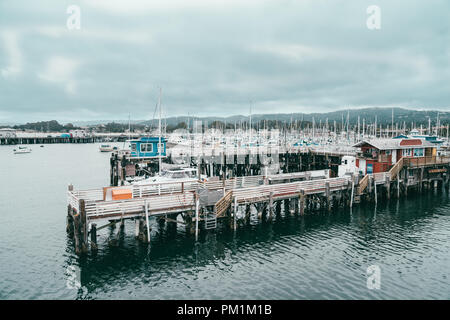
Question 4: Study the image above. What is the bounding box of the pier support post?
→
[145,202,151,244]
[299,190,305,216]
[257,203,263,220]
[419,168,424,192]
[195,194,200,240]
[233,196,237,230]
[397,176,400,199]
[135,218,140,238]
[268,192,274,220]
[350,177,355,208]
[138,217,145,241]
[66,205,74,235]
[385,176,391,200]
[284,199,292,216]
[325,182,331,211]
[374,180,377,205]
[90,223,98,252]
[73,213,81,255]
[79,199,88,254]
[276,200,282,217]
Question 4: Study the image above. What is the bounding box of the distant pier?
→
[0,133,142,145]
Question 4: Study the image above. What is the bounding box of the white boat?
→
[13,146,32,154]
[129,167,201,185]
[99,144,116,152]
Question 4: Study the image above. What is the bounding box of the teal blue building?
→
[129,137,167,158]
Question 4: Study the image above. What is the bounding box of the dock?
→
[67,169,352,254]
[67,156,450,255]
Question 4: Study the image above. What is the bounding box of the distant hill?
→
[4,107,449,128]
[139,107,450,127]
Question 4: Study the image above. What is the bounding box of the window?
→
[402,148,412,157]
[158,143,164,151]
[413,148,424,157]
[385,150,391,155]
[131,143,137,152]
[140,143,153,153]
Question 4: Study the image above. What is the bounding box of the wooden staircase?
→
[214,190,233,218]
[388,158,404,180]
[358,158,405,195]
[358,174,369,194]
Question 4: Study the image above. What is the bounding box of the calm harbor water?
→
[0,143,449,300]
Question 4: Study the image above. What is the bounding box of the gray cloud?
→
[0,0,449,123]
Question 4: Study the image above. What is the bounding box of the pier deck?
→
[66,156,450,254]
[67,169,354,254]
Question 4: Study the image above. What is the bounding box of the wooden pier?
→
[67,156,450,254]
[0,133,142,145]
[67,169,353,254]
[357,156,450,202]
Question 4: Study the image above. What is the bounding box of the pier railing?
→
[84,192,196,220]
[67,171,351,222]
[232,177,351,203]
[358,174,369,194]
[214,190,233,217]
[403,156,450,168]
[388,158,404,180]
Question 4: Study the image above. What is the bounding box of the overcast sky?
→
[0,0,449,123]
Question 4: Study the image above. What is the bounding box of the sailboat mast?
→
[158,87,162,175]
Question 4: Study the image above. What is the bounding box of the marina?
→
[1,142,450,299]
[66,130,450,255]
[2,0,450,303]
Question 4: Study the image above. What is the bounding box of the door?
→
[392,149,397,165]
[359,159,366,175]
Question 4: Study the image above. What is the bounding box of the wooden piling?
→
[299,190,305,215]
[268,191,274,220]
[385,176,391,199]
[233,196,238,230]
[325,182,331,211]
[79,199,88,254]
[90,223,98,252]
[195,194,200,240]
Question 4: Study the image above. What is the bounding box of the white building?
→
[0,128,17,138]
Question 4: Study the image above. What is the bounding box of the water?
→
[0,143,449,300]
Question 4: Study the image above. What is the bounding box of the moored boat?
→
[13,146,32,154]
[99,144,115,152]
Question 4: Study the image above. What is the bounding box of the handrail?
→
[388,158,404,180]
[403,156,450,167]
[358,174,369,194]
[214,190,233,218]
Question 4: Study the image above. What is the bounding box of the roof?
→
[353,138,435,150]
[128,137,167,143]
